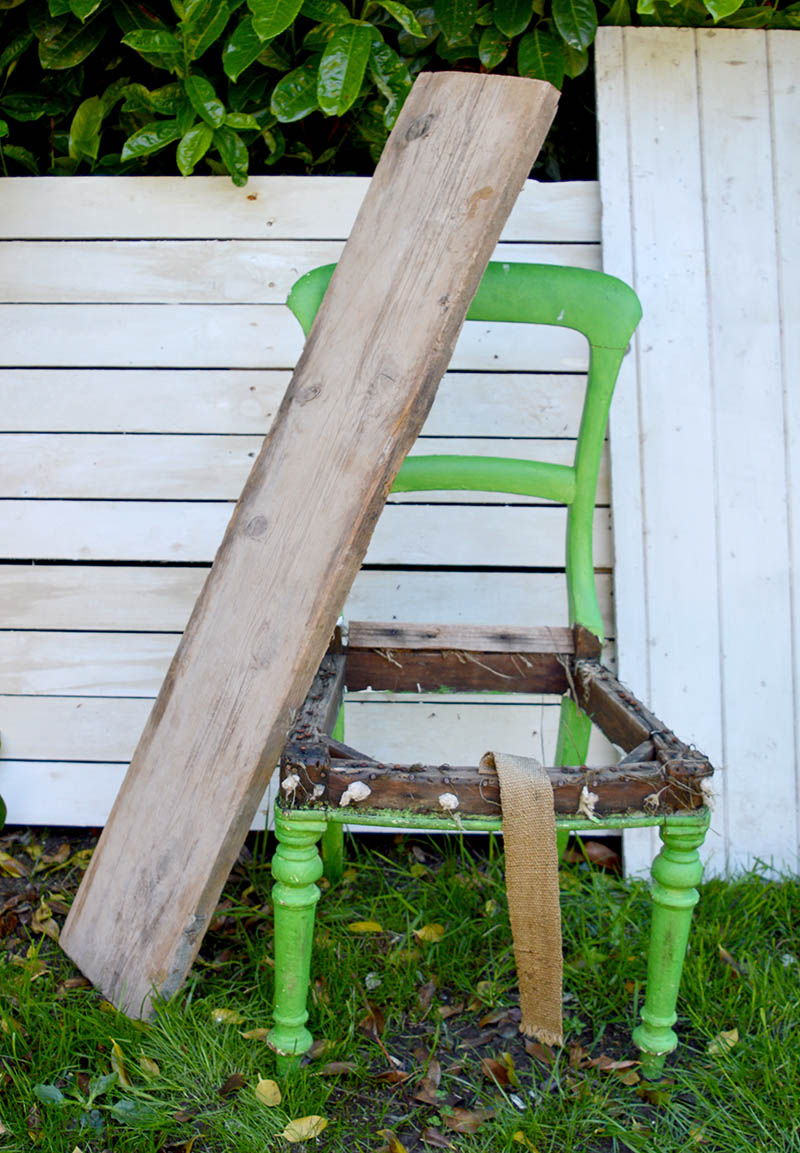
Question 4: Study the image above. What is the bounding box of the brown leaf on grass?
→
[442,1107,494,1134]
[358,1002,386,1040]
[614,1068,641,1086]
[240,1028,271,1041]
[110,1039,132,1088]
[281,1115,328,1141]
[0,851,30,878]
[348,920,383,933]
[217,1073,246,1097]
[512,1132,541,1151]
[568,1044,592,1070]
[317,1061,357,1076]
[0,911,19,937]
[480,1057,510,1086]
[417,979,437,1012]
[42,843,71,867]
[414,1057,441,1104]
[718,946,747,977]
[377,1129,408,1153]
[210,1008,244,1025]
[707,1028,739,1055]
[420,1127,453,1148]
[31,901,59,942]
[374,1068,412,1083]
[525,1039,556,1065]
[637,1084,673,1106]
[588,1055,639,1072]
[173,1108,198,1123]
[414,923,445,943]
[140,1056,160,1079]
[437,1001,464,1020]
[479,1007,510,1028]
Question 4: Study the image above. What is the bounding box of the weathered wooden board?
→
[59,72,560,1013]
[0,240,599,304]
[1,434,609,503]
[0,502,612,566]
[597,27,800,874]
[0,565,614,633]
[0,175,599,241]
[0,369,591,435]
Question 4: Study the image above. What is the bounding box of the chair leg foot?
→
[321,822,344,884]
[633,818,707,1077]
[268,812,326,1064]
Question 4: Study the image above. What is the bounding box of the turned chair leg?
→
[633,818,708,1079]
[269,811,326,1072]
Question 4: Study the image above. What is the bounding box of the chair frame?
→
[268,261,714,1078]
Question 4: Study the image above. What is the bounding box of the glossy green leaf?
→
[120,117,182,160]
[369,33,412,126]
[223,15,263,80]
[375,0,425,35]
[70,0,104,19]
[257,40,292,68]
[0,118,8,139]
[436,31,479,59]
[0,30,36,71]
[396,5,438,50]
[176,120,213,173]
[150,82,183,113]
[224,110,260,128]
[635,0,655,13]
[112,0,168,33]
[551,0,596,48]
[318,22,372,116]
[517,27,564,88]
[434,0,478,42]
[249,0,304,40]
[301,0,351,22]
[492,0,531,36]
[263,123,285,163]
[68,94,103,159]
[271,58,320,122]
[601,0,629,23]
[722,4,772,24]
[48,0,73,15]
[0,93,53,121]
[478,24,509,66]
[1,0,28,7]
[303,22,339,49]
[184,73,226,126]
[38,11,109,68]
[99,75,131,113]
[122,29,182,56]
[1,144,39,172]
[213,124,248,185]
[562,40,587,75]
[704,0,744,17]
[182,0,237,61]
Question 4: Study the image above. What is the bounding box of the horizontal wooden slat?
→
[1,434,608,503]
[0,240,599,305]
[0,177,601,241]
[0,693,615,764]
[0,502,611,565]
[0,306,588,371]
[348,622,575,651]
[0,370,590,437]
[0,566,615,634]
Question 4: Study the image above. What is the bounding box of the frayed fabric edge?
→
[519,1024,564,1047]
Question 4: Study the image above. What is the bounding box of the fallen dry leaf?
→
[240,1028,271,1040]
[281,1115,328,1142]
[718,946,747,977]
[480,1057,510,1086]
[377,1129,408,1153]
[417,979,437,1011]
[254,1077,281,1106]
[317,1061,357,1076]
[374,1069,412,1084]
[420,1127,453,1148]
[358,1002,386,1040]
[414,1057,442,1104]
[110,1039,132,1087]
[218,1073,247,1097]
[442,1107,494,1134]
[479,1007,510,1028]
[707,1028,739,1055]
[139,1055,160,1079]
[348,920,383,933]
[409,863,427,878]
[210,1008,245,1025]
[513,1132,541,1151]
[525,1038,555,1065]
[413,923,445,943]
[0,851,30,878]
[31,901,59,943]
[588,1054,639,1073]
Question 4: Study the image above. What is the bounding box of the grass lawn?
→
[0,827,798,1152]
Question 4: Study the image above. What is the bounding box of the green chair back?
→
[287,262,642,642]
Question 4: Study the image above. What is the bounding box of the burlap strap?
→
[480,751,563,1046]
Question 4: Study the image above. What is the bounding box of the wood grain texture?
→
[59,72,560,1014]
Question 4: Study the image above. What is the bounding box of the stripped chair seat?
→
[267,261,713,1078]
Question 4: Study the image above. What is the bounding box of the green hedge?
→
[0,0,797,182]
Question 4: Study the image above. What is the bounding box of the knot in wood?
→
[405,113,435,142]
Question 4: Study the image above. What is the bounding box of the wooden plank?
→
[0,434,609,503]
[0,239,599,304]
[770,30,800,870]
[0,176,600,241]
[0,304,586,371]
[0,565,615,634]
[348,622,575,652]
[343,649,569,694]
[0,502,612,567]
[60,72,561,1015]
[0,370,591,437]
[698,30,795,871]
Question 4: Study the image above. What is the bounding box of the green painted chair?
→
[269,261,713,1078]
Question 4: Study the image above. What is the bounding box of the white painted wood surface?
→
[0,175,610,828]
[597,27,800,874]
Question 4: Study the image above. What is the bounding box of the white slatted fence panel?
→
[597,27,800,874]
[0,177,610,828]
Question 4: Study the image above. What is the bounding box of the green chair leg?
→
[554,694,592,859]
[320,823,344,884]
[269,811,326,1073]
[633,817,708,1079]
